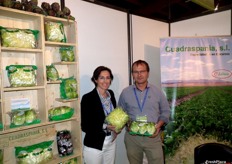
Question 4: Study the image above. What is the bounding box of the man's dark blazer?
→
[81,88,116,150]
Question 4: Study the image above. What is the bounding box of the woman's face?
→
[95,70,111,91]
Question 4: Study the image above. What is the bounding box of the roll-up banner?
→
[160,36,232,163]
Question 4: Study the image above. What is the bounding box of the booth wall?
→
[73,2,129,164]
[171,10,231,36]
[131,15,169,88]
[38,1,231,163]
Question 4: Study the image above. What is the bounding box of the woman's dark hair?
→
[132,60,150,72]
[91,66,114,86]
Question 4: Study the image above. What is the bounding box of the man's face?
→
[132,64,149,85]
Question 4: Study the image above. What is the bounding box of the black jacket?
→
[81,88,116,150]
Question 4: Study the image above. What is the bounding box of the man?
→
[118,60,170,164]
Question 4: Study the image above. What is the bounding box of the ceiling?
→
[82,0,232,23]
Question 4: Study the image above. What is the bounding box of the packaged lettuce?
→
[60,76,78,99]
[58,158,77,164]
[46,64,59,81]
[105,107,129,133]
[6,65,37,87]
[15,140,54,164]
[8,109,41,128]
[25,109,38,124]
[48,106,74,121]
[130,121,139,133]
[129,121,156,136]
[12,110,26,126]
[0,123,3,131]
[0,149,3,164]
[45,21,66,42]
[0,26,39,49]
[59,46,75,62]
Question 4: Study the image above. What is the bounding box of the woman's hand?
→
[111,131,118,142]
[107,124,116,132]
[107,125,122,142]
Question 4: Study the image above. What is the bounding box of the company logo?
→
[212,69,232,79]
[204,160,227,164]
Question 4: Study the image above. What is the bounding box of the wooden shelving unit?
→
[0,6,82,164]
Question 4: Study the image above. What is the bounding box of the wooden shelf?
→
[3,85,45,92]
[55,98,78,103]
[44,15,75,24]
[47,80,62,84]
[53,61,77,65]
[45,41,76,47]
[1,47,43,53]
[0,6,82,164]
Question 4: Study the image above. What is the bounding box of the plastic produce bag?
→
[58,158,77,164]
[0,149,3,164]
[105,107,129,133]
[48,106,74,121]
[59,46,75,62]
[15,140,53,164]
[57,130,73,157]
[60,76,78,99]
[0,26,39,49]
[129,121,156,136]
[46,64,59,81]
[8,109,41,128]
[6,65,37,87]
[45,21,66,42]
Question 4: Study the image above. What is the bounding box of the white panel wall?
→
[73,2,129,164]
[132,15,169,88]
[171,10,231,36]
[72,2,129,164]
[73,1,129,100]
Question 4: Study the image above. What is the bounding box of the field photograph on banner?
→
[160,36,232,163]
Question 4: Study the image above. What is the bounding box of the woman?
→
[81,66,117,164]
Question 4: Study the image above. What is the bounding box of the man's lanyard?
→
[133,87,149,113]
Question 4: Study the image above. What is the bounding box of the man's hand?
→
[149,126,161,138]
[149,121,165,138]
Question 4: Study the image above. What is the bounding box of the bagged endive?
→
[46,64,59,81]
[45,21,66,42]
[15,141,53,164]
[6,65,37,87]
[60,76,78,99]
[0,26,39,49]
[48,106,74,121]
[59,46,75,62]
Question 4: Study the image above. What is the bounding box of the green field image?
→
[163,86,232,159]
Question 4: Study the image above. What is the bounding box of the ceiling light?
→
[191,0,215,11]
[214,3,219,11]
